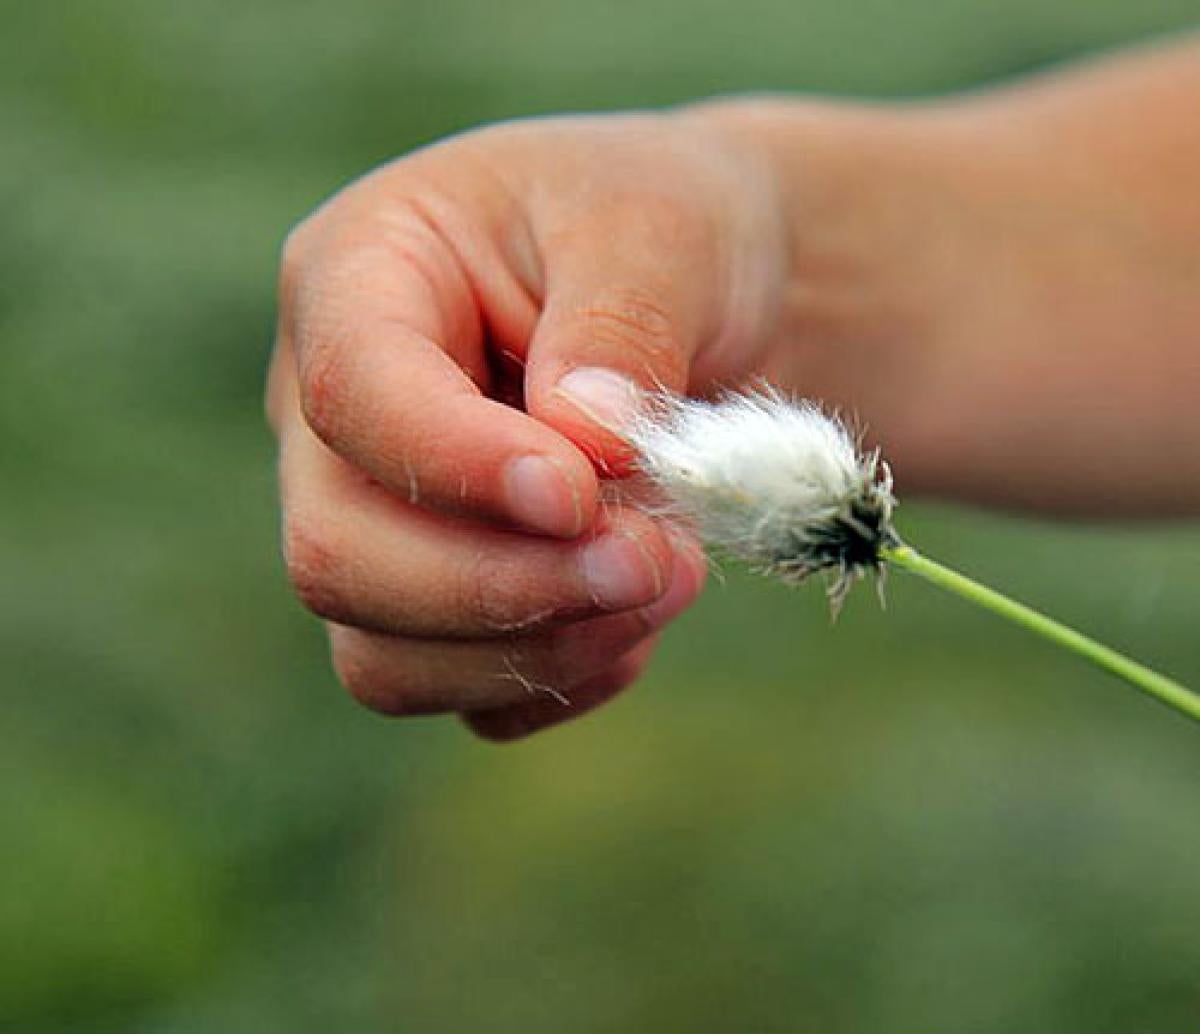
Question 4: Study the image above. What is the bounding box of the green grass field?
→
[3,2,1199,1030]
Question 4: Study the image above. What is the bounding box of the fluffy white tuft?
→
[627,388,898,609]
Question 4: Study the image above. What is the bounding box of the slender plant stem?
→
[880,544,1200,724]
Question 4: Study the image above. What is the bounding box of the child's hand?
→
[269,39,1200,740]
[266,112,790,739]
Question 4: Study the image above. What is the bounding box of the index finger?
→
[277,203,598,539]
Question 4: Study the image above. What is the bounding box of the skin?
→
[267,36,1200,740]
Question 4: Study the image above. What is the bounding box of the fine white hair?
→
[627,388,898,609]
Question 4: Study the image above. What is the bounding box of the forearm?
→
[691,35,1200,515]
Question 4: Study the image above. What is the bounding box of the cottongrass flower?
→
[627,387,1200,724]
[628,388,897,612]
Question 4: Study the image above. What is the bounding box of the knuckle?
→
[459,546,513,630]
[283,516,347,621]
[277,219,330,330]
[330,636,396,714]
[329,635,374,700]
[581,286,675,346]
[288,245,379,446]
[576,286,686,379]
[459,546,559,633]
[330,634,439,717]
[298,336,352,444]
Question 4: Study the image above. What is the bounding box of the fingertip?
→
[553,367,642,437]
[579,509,676,613]
[503,451,595,539]
[530,366,648,476]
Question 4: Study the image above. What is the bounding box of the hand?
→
[266,111,791,739]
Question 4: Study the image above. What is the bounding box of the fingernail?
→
[505,455,582,537]
[554,367,641,433]
[579,532,665,611]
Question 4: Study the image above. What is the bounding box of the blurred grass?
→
[2,1,1199,1031]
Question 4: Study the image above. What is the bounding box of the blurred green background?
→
[3,2,1199,1031]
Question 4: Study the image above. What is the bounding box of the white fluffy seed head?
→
[626,388,899,609]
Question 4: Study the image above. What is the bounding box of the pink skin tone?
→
[267,36,1200,740]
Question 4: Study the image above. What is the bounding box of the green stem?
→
[880,544,1200,724]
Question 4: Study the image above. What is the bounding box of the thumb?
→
[522,213,712,474]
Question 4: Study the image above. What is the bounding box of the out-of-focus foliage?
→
[3,2,1199,1031]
